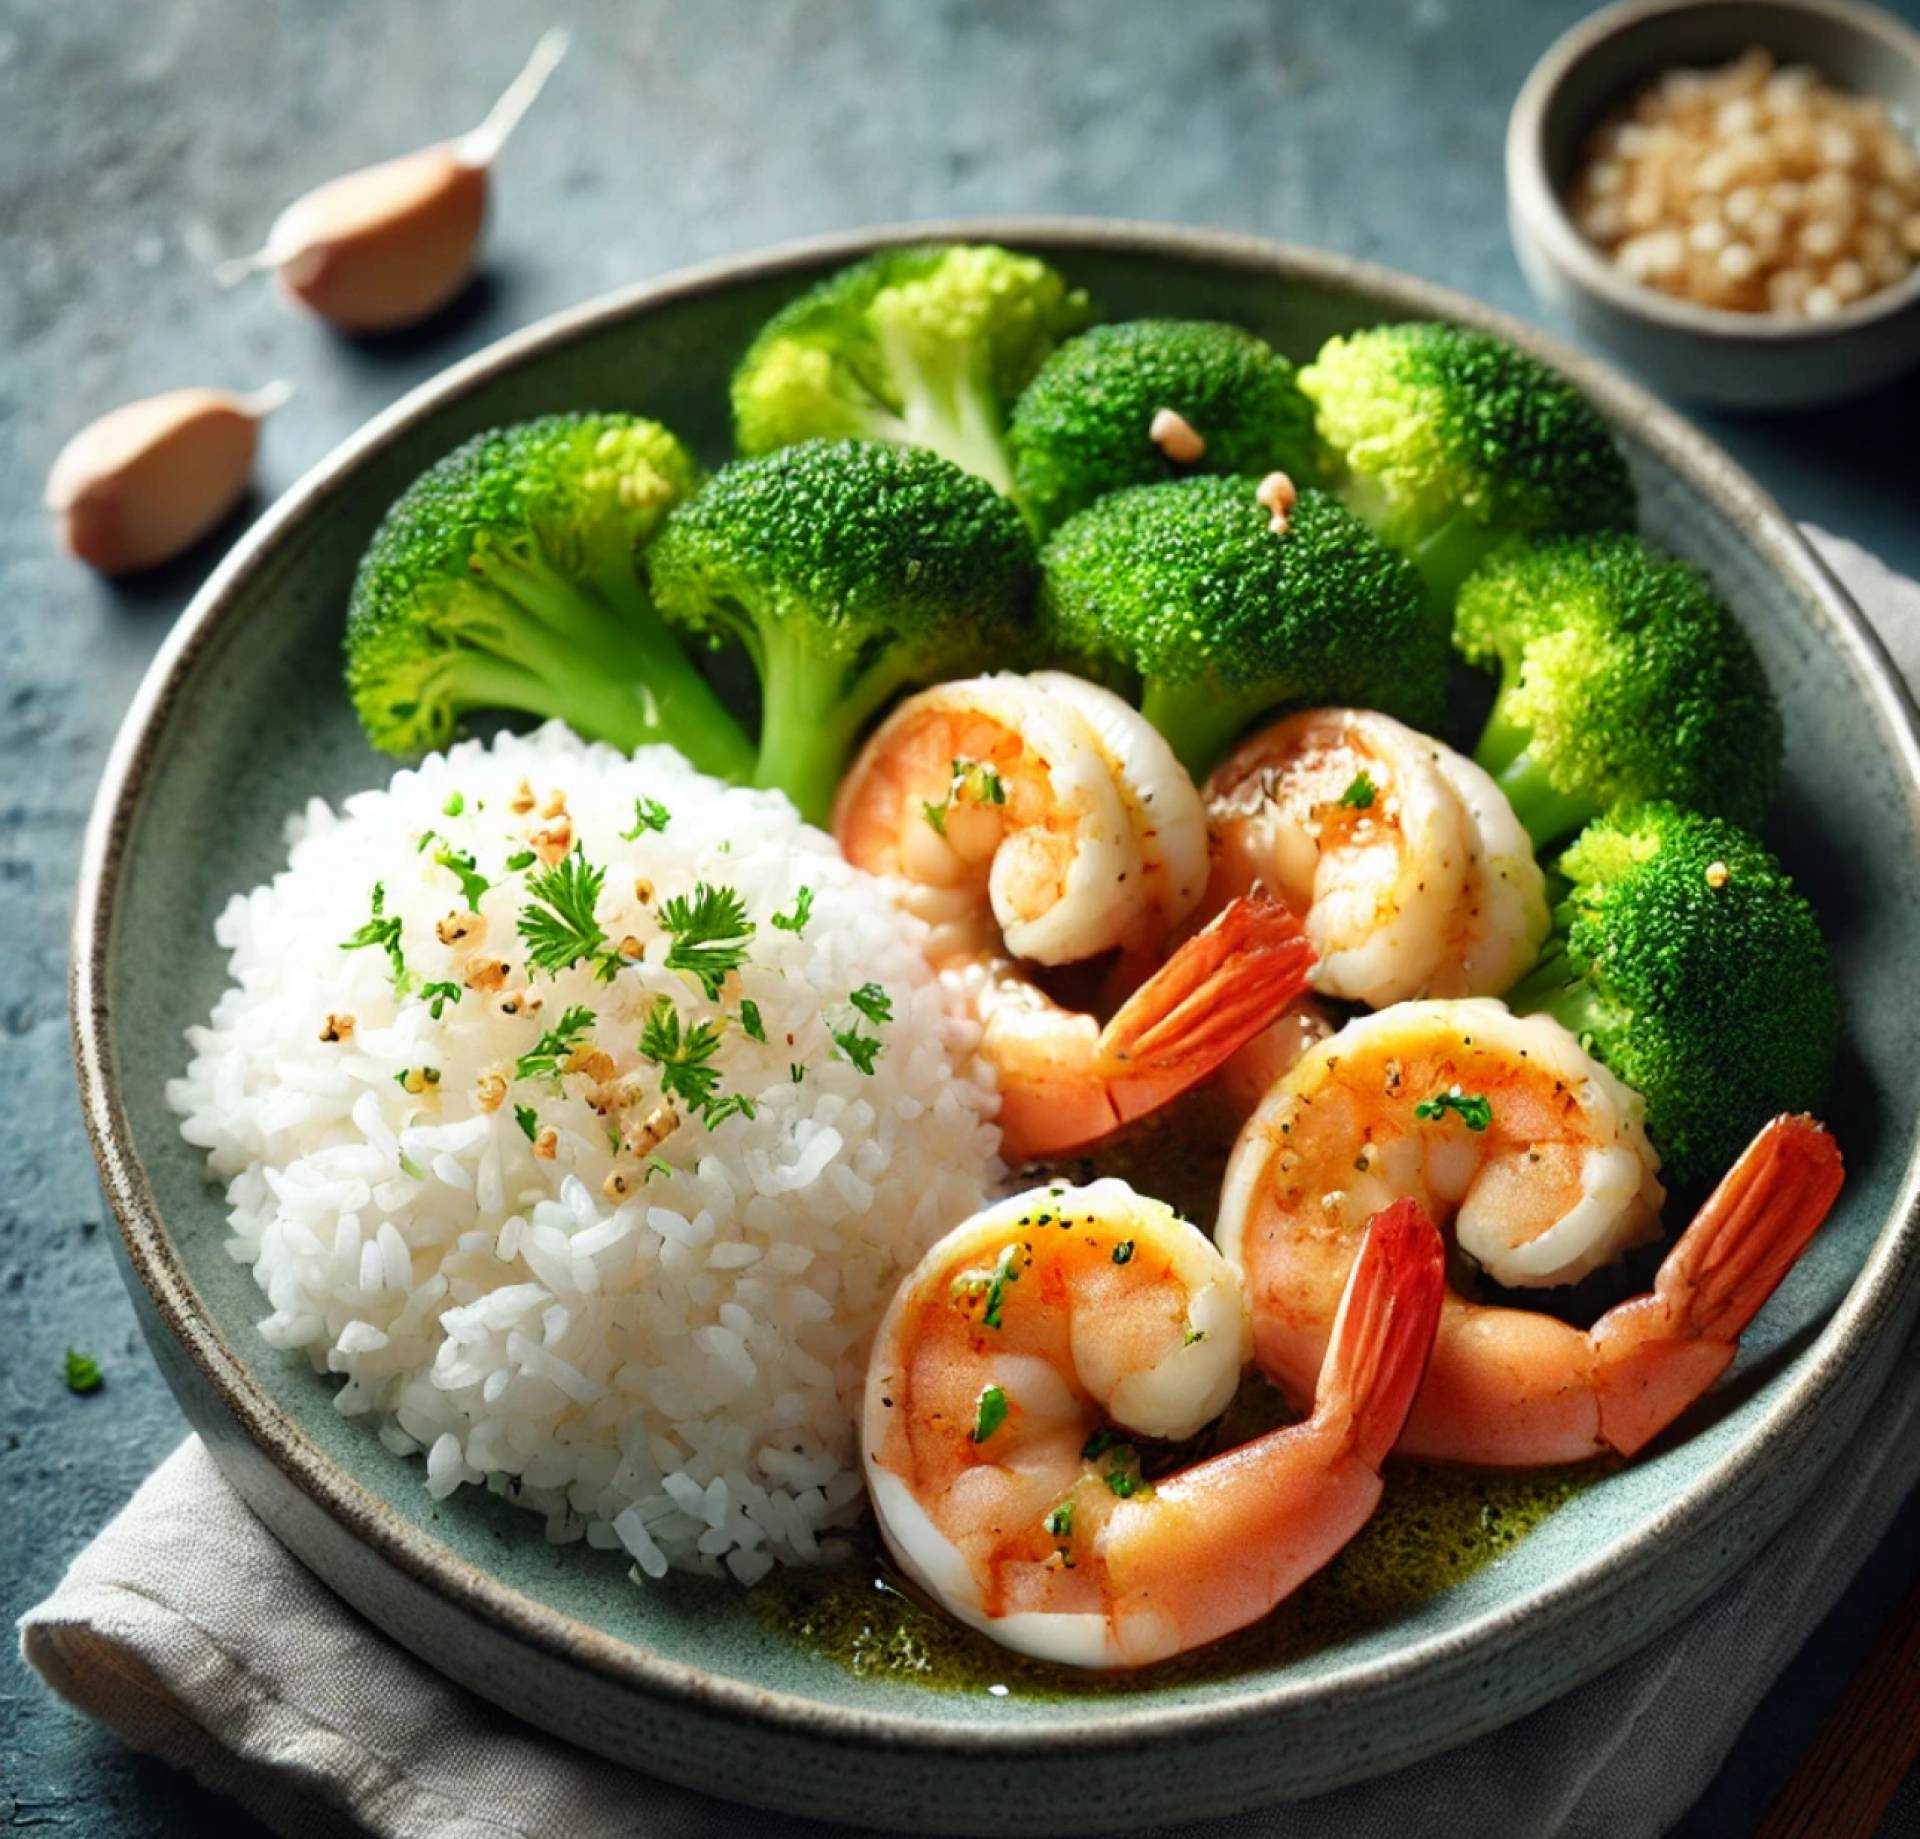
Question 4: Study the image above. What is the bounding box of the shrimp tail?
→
[1094,893,1316,1124]
[1314,1198,1447,1472]
[1593,1114,1844,1457]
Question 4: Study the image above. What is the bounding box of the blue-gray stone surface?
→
[2,2,1915,1833]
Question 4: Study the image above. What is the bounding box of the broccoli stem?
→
[752,629,911,823]
[1505,952,1610,1045]
[1138,680,1278,781]
[473,548,755,781]
[1483,747,1597,850]
[1473,687,1534,774]
[1402,508,1499,607]
[876,321,1016,495]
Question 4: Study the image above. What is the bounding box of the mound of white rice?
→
[167,723,1003,1584]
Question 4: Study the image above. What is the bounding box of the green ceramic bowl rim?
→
[1507,0,1920,346]
[70,216,1920,1755]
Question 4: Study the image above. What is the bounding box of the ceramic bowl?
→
[72,220,1920,1834]
[1507,0,1920,407]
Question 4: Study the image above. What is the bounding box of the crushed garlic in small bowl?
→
[1568,46,1920,319]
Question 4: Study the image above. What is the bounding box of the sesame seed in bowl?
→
[1508,0,1920,407]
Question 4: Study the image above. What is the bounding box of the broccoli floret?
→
[1038,473,1448,777]
[1007,319,1321,532]
[1455,534,1780,847]
[1507,804,1838,1187]
[647,438,1037,822]
[344,414,754,779]
[730,243,1093,494]
[1298,321,1635,603]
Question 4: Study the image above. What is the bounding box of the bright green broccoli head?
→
[1298,321,1635,602]
[730,243,1094,495]
[1038,473,1448,776]
[647,437,1037,821]
[1455,533,1779,848]
[1508,803,1838,1187]
[1007,319,1321,532]
[344,414,753,778]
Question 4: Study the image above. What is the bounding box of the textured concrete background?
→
[3,1,1918,1833]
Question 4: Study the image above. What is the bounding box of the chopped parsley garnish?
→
[420,980,462,1020]
[519,850,609,977]
[1093,1432,1144,1498]
[769,886,814,934]
[956,757,1006,805]
[398,1151,427,1181]
[620,796,671,840]
[1338,771,1377,810]
[1111,1240,1134,1266]
[341,882,409,989]
[699,1092,757,1127]
[442,791,465,817]
[513,1103,539,1143]
[505,849,536,872]
[513,1005,597,1085]
[415,828,439,854]
[1184,1328,1206,1346]
[790,1063,805,1084]
[972,1384,1008,1443]
[848,982,893,1026]
[433,843,489,910]
[964,759,1006,802]
[739,998,767,1043]
[921,755,1007,835]
[982,1243,1022,1330]
[638,995,727,1118]
[832,1024,883,1075]
[658,882,755,1000]
[1044,1502,1073,1538]
[644,1154,677,1184]
[64,1348,103,1395]
[1413,1090,1494,1132]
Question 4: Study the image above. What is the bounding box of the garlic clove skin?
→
[46,384,289,576]
[268,148,488,333]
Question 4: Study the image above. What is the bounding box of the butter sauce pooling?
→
[756,1089,1599,1693]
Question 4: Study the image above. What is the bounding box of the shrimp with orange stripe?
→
[863,1177,1444,1668]
[834,671,1314,1161]
[1218,1000,1844,1466]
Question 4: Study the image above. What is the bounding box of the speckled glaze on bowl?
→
[72,220,1920,1833]
[1507,0,1920,408]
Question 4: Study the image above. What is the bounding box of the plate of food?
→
[72,219,1920,1832]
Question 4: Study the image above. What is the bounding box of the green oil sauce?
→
[754,1435,1593,1696]
[755,1090,1599,1695]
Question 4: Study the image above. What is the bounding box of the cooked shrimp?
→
[953,890,1316,1161]
[863,1178,1445,1668]
[1215,996,1335,1117]
[1427,747,1552,998]
[836,675,1314,1159]
[835,672,1208,966]
[1202,709,1548,1007]
[1218,1000,1844,1465]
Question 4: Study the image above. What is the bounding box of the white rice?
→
[167,723,1003,1583]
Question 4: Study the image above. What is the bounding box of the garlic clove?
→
[261,150,488,332]
[215,29,567,334]
[46,382,291,576]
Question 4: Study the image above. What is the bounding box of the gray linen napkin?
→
[22,529,1919,1839]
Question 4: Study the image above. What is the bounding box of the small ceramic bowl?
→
[1507,0,1920,407]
